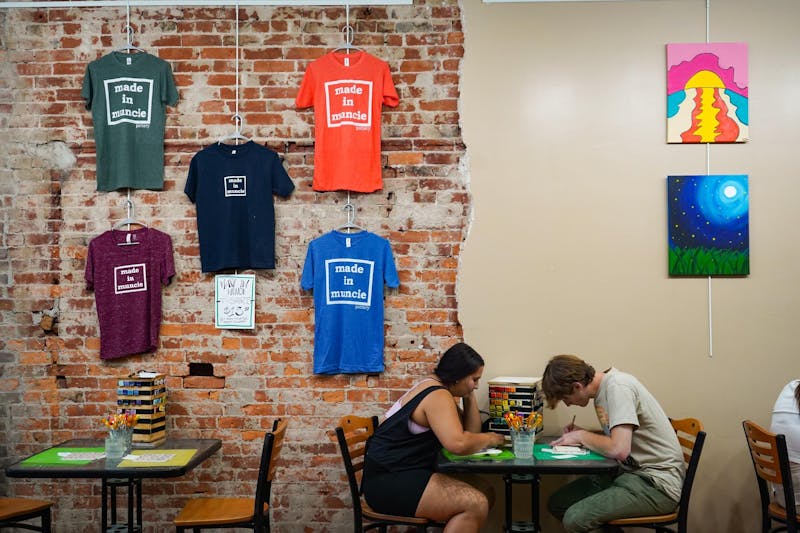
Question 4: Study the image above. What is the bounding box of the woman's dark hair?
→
[434,342,485,386]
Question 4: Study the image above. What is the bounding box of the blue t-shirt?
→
[185,141,294,272]
[301,231,399,374]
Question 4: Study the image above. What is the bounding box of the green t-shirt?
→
[82,51,178,191]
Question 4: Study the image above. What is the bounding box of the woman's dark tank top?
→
[366,385,445,471]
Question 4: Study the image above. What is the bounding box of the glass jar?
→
[105,428,133,459]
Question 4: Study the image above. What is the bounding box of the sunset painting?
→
[667,43,748,144]
[668,175,749,276]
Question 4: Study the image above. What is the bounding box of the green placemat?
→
[443,449,516,461]
[534,443,607,461]
[444,444,609,462]
[21,447,106,466]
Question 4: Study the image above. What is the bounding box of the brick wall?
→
[0,2,468,531]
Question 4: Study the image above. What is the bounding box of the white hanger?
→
[116,24,145,54]
[332,5,363,55]
[112,197,146,245]
[332,25,363,54]
[218,114,250,145]
[335,199,365,234]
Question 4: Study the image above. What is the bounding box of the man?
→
[541,354,685,533]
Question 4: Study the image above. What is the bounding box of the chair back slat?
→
[253,418,288,528]
[670,417,706,530]
[267,419,288,481]
[743,420,783,483]
[676,435,693,463]
[336,415,376,487]
[742,419,799,533]
[335,414,378,530]
[671,417,703,465]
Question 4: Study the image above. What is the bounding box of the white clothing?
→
[770,379,800,509]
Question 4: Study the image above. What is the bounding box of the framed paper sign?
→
[215,274,255,329]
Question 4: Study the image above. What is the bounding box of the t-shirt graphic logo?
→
[224,175,247,197]
[104,77,153,126]
[324,80,373,129]
[324,258,374,307]
[114,263,148,294]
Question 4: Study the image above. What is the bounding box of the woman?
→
[362,342,506,532]
[770,379,800,509]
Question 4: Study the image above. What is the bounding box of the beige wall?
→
[458,0,800,531]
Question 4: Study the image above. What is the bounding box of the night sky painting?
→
[668,175,749,276]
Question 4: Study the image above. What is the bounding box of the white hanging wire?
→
[117,0,145,53]
[234,0,240,271]
[345,2,351,46]
[231,0,242,144]
[334,2,358,54]
[125,0,132,51]
[218,0,248,144]
[707,277,713,357]
[234,0,240,132]
[126,189,132,230]
[706,142,712,357]
[705,0,713,358]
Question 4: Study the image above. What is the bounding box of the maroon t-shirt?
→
[85,227,175,360]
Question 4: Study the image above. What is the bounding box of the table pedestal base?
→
[102,478,142,533]
[503,473,540,533]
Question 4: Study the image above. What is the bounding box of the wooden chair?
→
[174,419,287,532]
[742,420,800,533]
[605,417,707,533]
[0,497,53,532]
[335,414,445,532]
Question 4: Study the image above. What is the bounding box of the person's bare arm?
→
[420,389,504,455]
[552,424,634,461]
[460,391,483,433]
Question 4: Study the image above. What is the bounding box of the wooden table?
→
[6,438,222,533]
[437,438,619,532]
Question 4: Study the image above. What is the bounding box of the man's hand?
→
[552,429,583,447]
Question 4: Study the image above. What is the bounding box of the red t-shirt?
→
[85,227,175,360]
[296,51,399,193]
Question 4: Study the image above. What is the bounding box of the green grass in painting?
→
[669,246,750,276]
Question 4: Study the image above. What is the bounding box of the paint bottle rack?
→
[488,376,544,435]
[117,372,167,445]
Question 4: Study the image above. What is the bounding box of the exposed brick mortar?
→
[0,2,468,531]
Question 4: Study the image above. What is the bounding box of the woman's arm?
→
[421,389,505,455]
[460,390,483,433]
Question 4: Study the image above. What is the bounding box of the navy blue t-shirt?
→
[185,141,294,272]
